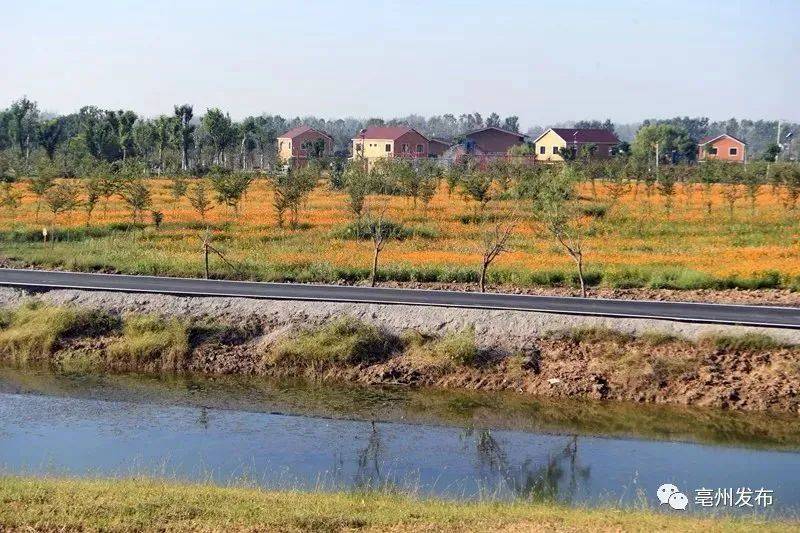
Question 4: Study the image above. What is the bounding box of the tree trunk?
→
[370,246,380,287]
[479,261,488,293]
[574,254,586,298]
[204,243,210,279]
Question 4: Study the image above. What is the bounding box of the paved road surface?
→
[0,268,798,329]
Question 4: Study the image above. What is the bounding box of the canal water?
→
[0,368,798,516]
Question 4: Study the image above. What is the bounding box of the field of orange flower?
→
[1,176,799,290]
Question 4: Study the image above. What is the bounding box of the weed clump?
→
[108,314,189,370]
[429,326,479,366]
[640,331,685,346]
[266,317,393,367]
[0,302,117,365]
[562,327,633,344]
[703,332,784,352]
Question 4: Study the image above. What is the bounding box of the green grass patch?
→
[427,326,479,366]
[2,476,795,533]
[0,302,117,365]
[266,317,394,367]
[108,314,189,371]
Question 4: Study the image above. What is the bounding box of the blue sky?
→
[2,0,797,127]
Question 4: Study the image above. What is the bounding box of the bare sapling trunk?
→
[370,243,381,287]
[479,219,515,293]
[556,232,587,298]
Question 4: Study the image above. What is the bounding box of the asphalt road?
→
[0,268,798,329]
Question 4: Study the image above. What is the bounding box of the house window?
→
[729,147,738,156]
[402,143,409,153]
[385,144,391,152]
[709,147,718,155]
[552,146,559,155]
[539,146,546,155]
[416,144,423,153]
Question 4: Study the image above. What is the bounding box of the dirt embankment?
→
[0,287,798,414]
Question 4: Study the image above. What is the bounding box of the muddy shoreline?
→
[0,286,798,414]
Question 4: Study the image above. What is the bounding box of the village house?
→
[533,128,619,161]
[428,138,451,158]
[697,133,746,163]
[463,126,526,157]
[277,125,334,166]
[351,126,429,169]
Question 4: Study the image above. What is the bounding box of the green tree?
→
[105,110,138,160]
[342,160,372,219]
[209,170,254,215]
[763,143,781,162]
[267,162,318,228]
[0,182,21,213]
[173,105,195,171]
[8,97,38,159]
[29,159,59,221]
[119,178,151,223]
[44,182,80,222]
[188,181,213,222]
[82,176,103,226]
[459,162,493,213]
[38,118,65,160]
[203,108,235,167]
[632,123,696,164]
[169,176,188,201]
[533,165,591,297]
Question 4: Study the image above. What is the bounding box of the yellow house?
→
[352,126,430,170]
[533,128,619,162]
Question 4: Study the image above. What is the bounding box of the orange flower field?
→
[1,177,799,289]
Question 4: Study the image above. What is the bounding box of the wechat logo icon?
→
[657,483,688,510]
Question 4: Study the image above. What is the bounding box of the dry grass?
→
[265,317,394,367]
[0,302,116,365]
[108,314,189,371]
[1,178,799,288]
[0,476,794,532]
[702,332,787,352]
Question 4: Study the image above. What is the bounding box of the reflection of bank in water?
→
[1,369,799,514]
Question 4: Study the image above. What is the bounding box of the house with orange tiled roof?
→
[697,133,746,163]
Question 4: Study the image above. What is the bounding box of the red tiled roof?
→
[549,128,619,144]
[354,126,428,141]
[278,125,332,140]
[698,133,746,145]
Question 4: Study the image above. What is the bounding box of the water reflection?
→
[1,391,799,515]
[467,429,590,502]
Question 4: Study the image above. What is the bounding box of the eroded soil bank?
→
[0,287,798,414]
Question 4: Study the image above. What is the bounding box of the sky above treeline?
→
[2,0,797,128]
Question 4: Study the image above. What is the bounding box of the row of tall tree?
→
[1,97,797,189]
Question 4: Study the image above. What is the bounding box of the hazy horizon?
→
[3,0,798,127]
